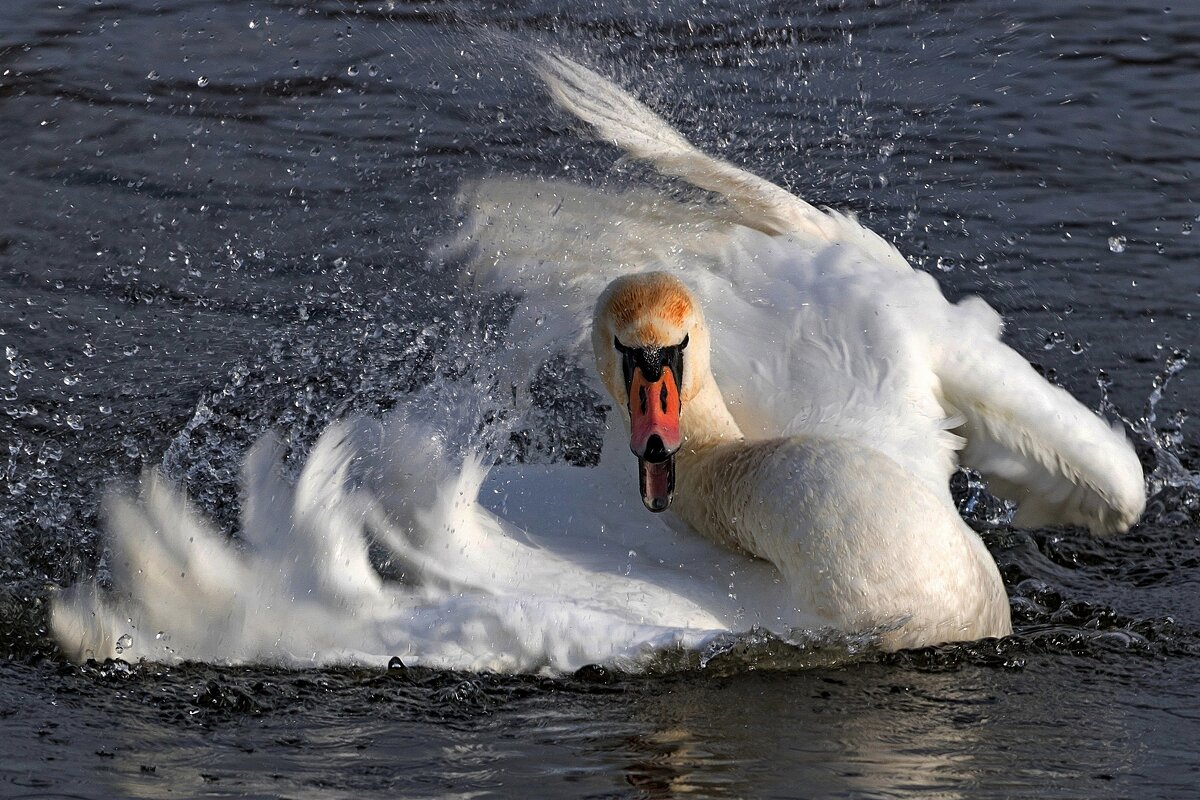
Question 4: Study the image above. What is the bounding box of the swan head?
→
[593,272,711,513]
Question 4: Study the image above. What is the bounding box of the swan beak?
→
[628,366,682,512]
[638,458,676,513]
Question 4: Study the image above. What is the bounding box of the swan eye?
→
[615,335,686,395]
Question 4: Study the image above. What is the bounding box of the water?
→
[2,0,1198,796]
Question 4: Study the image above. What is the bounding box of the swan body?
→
[50,51,1145,669]
[591,270,1011,647]
[678,436,1010,648]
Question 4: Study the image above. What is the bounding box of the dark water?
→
[2,0,1198,797]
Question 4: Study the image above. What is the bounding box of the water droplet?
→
[122,435,141,458]
[1108,235,1126,253]
[196,76,209,88]
[37,442,62,464]
[347,65,359,77]
[115,633,133,653]
[65,414,83,431]
[146,70,159,80]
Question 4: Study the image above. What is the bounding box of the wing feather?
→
[463,49,1146,534]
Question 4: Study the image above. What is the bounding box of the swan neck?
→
[681,374,742,451]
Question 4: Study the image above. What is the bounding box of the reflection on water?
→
[597,667,1134,798]
[48,661,1134,799]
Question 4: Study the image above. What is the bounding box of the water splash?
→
[1101,348,1196,527]
[952,468,1017,529]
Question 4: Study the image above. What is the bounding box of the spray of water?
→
[1100,349,1195,527]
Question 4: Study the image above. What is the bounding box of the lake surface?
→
[1,0,1197,797]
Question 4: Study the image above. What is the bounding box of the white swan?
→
[458,52,1146,647]
[587,271,1011,647]
[50,51,1146,670]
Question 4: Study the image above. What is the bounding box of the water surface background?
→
[1,0,1198,797]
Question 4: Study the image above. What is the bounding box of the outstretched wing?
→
[536,51,837,242]
[453,175,740,397]
[464,49,1146,534]
[935,306,1146,535]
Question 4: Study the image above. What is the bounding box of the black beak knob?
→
[642,434,670,463]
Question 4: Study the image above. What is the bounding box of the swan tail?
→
[534,51,836,241]
[937,301,1146,535]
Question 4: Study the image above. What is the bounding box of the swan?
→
[455,52,1146,648]
[590,271,1012,647]
[49,51,1146,669]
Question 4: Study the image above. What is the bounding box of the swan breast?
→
[675,437,1011,647]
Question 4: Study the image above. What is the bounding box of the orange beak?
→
[628,365,682,512]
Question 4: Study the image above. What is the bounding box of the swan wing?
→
[935,311,1146,535]
[692,227,966,495]
[52,387,809,669]
[536,51,836,242]
[462,50,913,394]
[531,50,1147,533]
[697,226,1146,534]
[464,51,1146,532]
[456,175,739,394]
